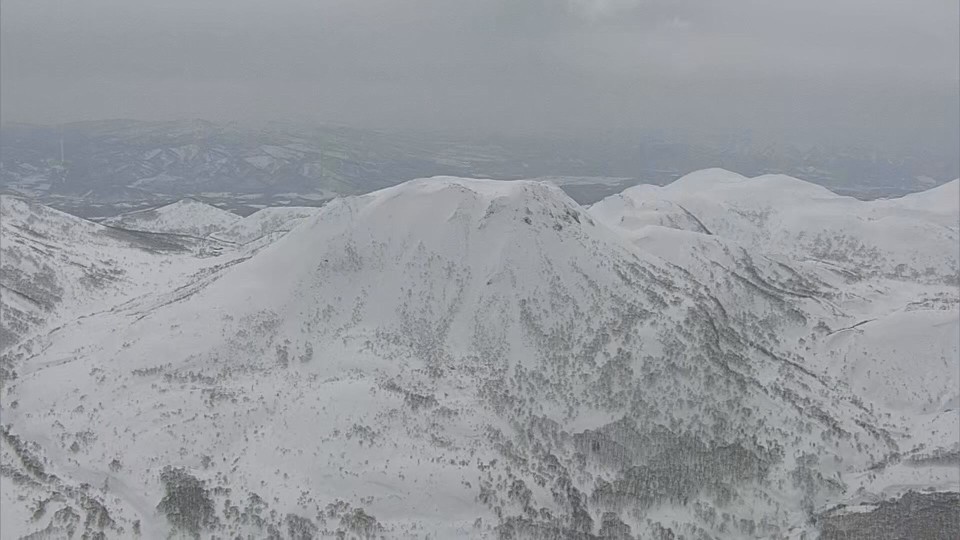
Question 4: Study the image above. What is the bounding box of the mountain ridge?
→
[0,170,956,539]
[3,120,955,212]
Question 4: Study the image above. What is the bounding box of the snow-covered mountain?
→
[1,171,956,539]
[100,199,242,238]
[591,169,959,282]
[1,197,189,350]
[3,120,956,211]
[210,207,322,245]
[588,171,960,522]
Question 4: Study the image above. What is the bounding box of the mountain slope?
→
[0,177,922,539]
[210,206,321,245]
[868,178,959,226]
[1,196,184,351]
[0,194,258,371]
[592,169,959,282]
[589,170,960,525]
[100,198,241,237]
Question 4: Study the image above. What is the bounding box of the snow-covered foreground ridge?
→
[1,170,957,539]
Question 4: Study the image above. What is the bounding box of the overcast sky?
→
[2,0,958,152]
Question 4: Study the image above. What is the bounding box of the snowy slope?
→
[1,196,180,350]
[870,178,959,220]
[0,195,256,366]
[591,169,959,282]
[4,176,941,539]
[210,206,321,245]
[589,170,960,522]
[101,198,242,237]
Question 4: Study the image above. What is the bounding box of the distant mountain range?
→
[2,120,956,217]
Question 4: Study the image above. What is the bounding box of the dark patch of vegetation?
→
[338,508,381,539]
[496,516,600,540]
[285,513,318,540]
[156,467,216,538]
[818,491,960,540]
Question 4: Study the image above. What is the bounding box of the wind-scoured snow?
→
[1,171,957,539]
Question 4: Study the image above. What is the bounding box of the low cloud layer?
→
[2,0,957,153]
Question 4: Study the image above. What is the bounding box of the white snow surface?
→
[591,169,959,280]
[0,196,251,351]
[101,198,242,237]
[1,171,957,539]
[210,206,322,245]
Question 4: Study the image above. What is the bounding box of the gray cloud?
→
[2,0,957,153]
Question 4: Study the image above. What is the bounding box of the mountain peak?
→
[330,176,596,241]
[669,167,748,188]
[367,176,577,207]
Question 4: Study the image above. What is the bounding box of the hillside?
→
[589,169,960,523]
[210,206,321,245]
[591,169,959,282]
[0,194,253,358]
[0,173,956,539]
[100,198,242,237]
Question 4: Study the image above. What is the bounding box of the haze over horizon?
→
[2,0,958,155]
